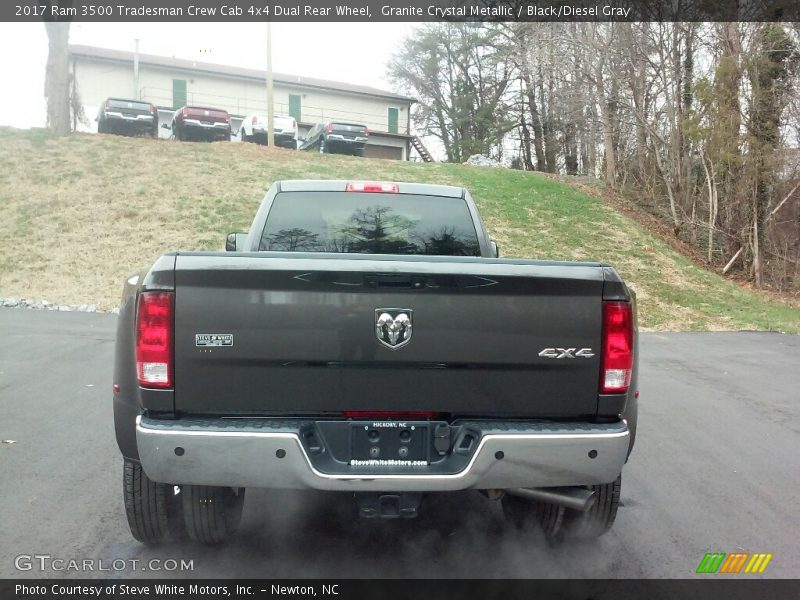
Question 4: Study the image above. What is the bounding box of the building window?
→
[289,94,301,122]
[172,79,187,109]
[388,107,399,134]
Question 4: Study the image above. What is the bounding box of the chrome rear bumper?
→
[183,118,229,129]
[135,416,629,492]
[105,112,154,122]
[326,134,368,143]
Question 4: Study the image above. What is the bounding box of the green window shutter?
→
[289,94,301,121]
[172,79,187,109]
[388,107,399,134]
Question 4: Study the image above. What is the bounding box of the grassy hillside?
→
[1,126,798,333]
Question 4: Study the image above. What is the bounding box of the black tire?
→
[501,493,564,541]
[241,130,248,143]
[182,485,245,545]
[561,476,621,540]
[353,149,364,157]
[97,120,105,134]
[123,460,183,545]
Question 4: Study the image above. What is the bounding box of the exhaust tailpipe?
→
[506,487,596,512]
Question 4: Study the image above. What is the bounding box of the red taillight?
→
[325,122,333,133]
[364,127,369,137]
[346,181,399,193]
[292,118,297,128]
[182,108,188,118]
[600,302,633,394]
[342,411,438,420]
[136,292,173,389]
[150,104,156,114]
[105,99,110,109]
[252,115,258,125]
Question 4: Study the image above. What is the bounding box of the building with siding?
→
[69,45,416,160]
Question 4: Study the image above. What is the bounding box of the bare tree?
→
[388,23,515,162]
[392,21,800,289]
[43,1,74,135]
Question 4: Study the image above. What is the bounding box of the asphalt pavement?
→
[0,309,798,578]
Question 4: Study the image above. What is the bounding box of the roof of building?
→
[69,45,415,104]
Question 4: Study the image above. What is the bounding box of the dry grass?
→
[1,127,798,333]
[0,129,439,309]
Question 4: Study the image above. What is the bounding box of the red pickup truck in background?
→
[167,105,232,142]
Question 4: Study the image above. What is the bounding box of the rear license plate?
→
[350,422,430,466]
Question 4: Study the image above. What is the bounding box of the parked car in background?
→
[96,98,158,138]
[241,114,298,148]
[167,106,232,142]
[300,121,369,156]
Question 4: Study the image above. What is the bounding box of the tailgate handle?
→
[364,274,426,289]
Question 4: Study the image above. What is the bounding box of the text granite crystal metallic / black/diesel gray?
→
[113,179,639,545]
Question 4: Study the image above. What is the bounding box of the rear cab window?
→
[259,191,481,256]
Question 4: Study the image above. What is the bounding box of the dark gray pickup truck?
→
[114,180,638,545]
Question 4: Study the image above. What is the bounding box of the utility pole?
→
[266,22,274,147]
[134,38,140,99]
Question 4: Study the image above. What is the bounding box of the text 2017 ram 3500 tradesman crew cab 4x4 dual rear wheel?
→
[115,180,638,546]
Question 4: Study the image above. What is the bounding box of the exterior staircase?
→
[411,135,435,163]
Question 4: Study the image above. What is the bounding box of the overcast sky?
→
[0,22,417,128]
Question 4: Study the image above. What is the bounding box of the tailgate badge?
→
[196,333,233,347]
[539,347,594,359]
[375,309,413,350]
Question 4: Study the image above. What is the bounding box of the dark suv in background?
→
[300,121,369,156]
[96,98,158,138]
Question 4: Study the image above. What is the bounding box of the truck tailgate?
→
[185,107,229,123]
[330,123,367,137]
[173,253,605,418]
[107,99,152,116]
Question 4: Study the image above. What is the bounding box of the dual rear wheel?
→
[123,460,244,546]
[124,457,619,546]
[501,476,621,542]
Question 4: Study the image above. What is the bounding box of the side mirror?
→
[226,232,248,252]
[489,239,500,258]
[161,122,171,130]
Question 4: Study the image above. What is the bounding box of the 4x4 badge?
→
[538,348,594,359]
[375,309,413,349]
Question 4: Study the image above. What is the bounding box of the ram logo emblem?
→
[539,348,595,359]
[375,309,413,349]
